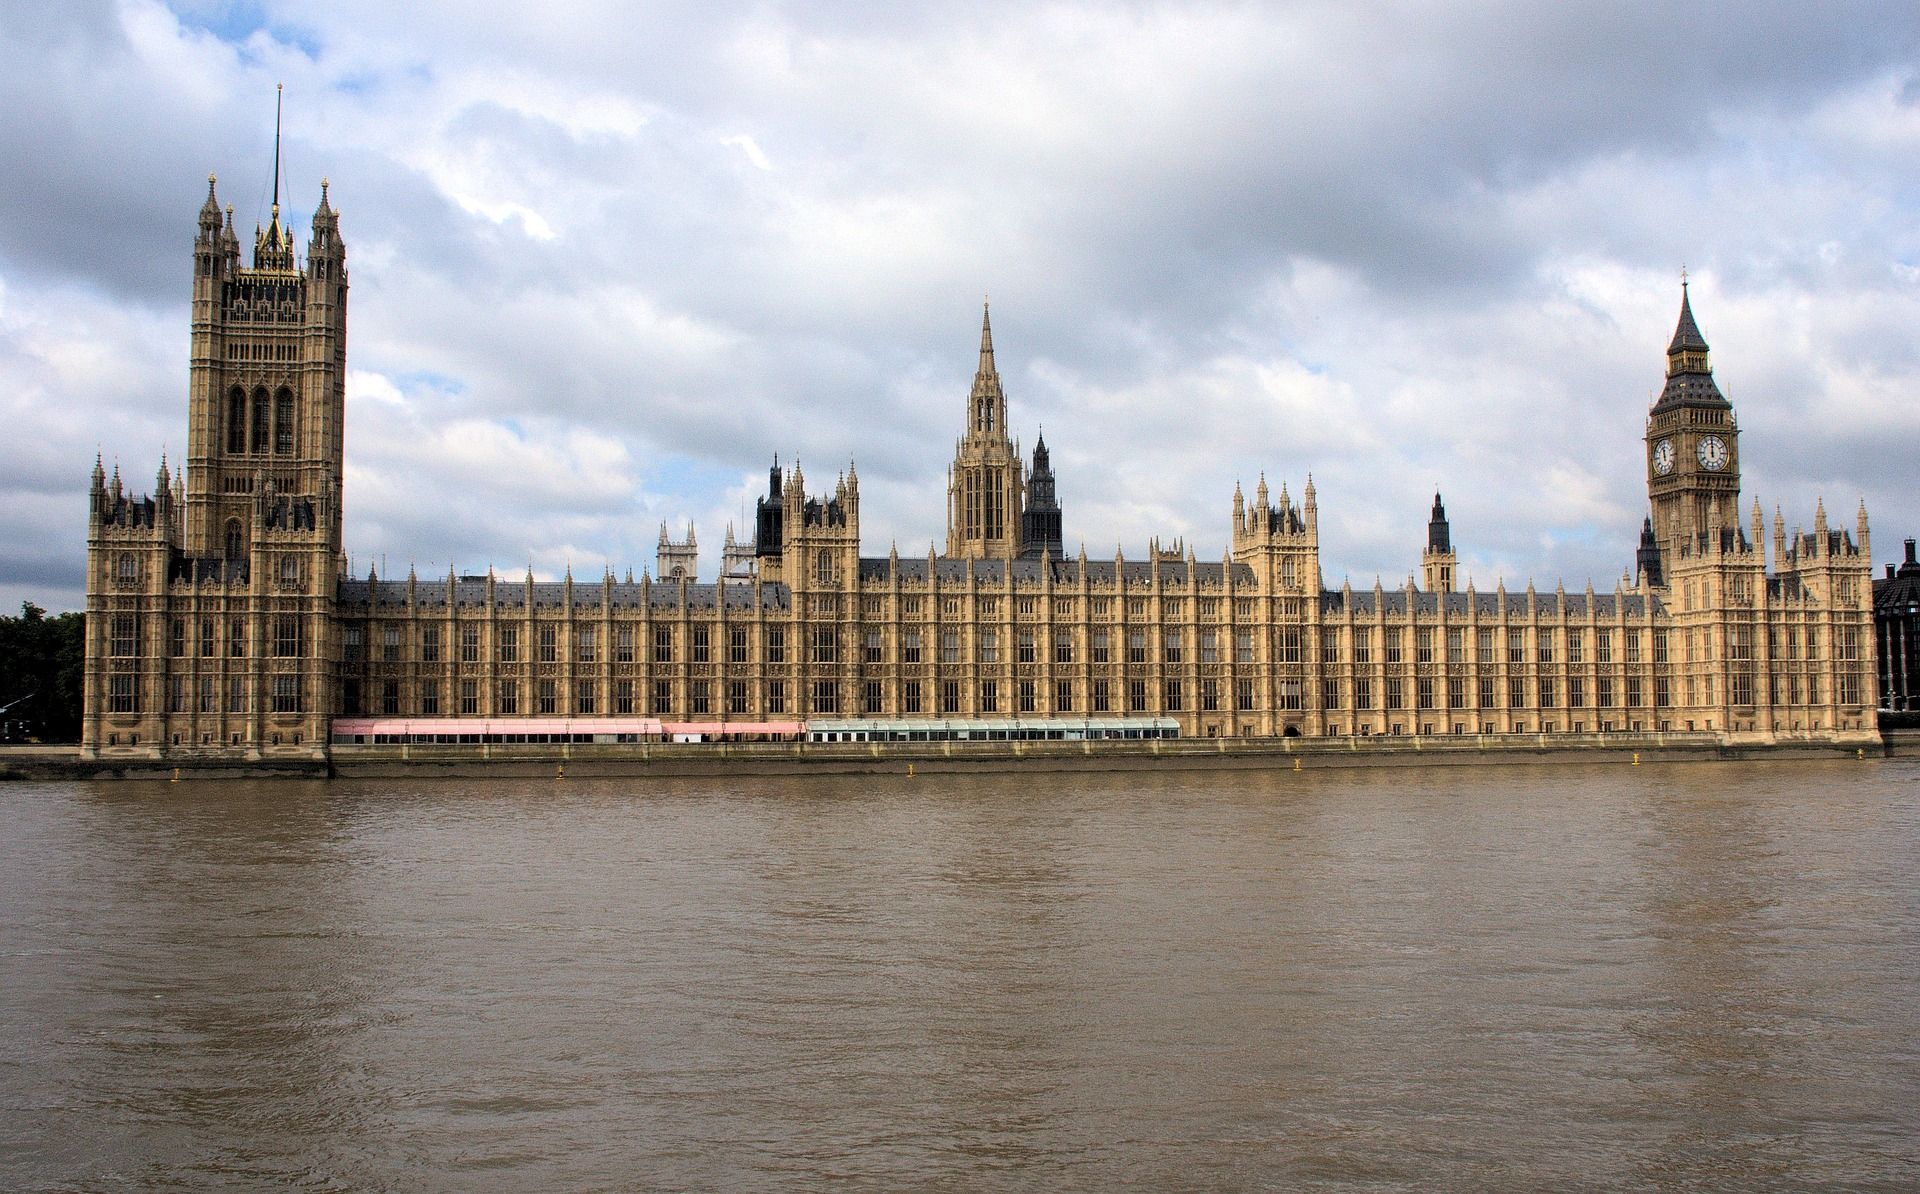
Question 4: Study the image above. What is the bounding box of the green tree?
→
[0,602,85,742]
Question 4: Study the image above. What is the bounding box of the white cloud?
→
[721,133,772,171]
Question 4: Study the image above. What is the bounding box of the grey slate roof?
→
[337,578,790,611]
[1322,588,1657,618]
[1655,370,1729,411]
[856,557,1256,586]
[332,574,1659,618]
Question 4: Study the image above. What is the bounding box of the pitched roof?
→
[1667,283,1709,355]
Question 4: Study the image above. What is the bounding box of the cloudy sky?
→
[5,2,1919,613]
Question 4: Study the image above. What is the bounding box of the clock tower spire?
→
[1644,279,1738,585]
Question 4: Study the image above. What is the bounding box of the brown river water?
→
[1,759,1916,1191]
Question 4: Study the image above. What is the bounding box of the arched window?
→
[279,555,300,586]
[274,388,294,455]
[250,387,269,454]
[117,553,136,582]
[814,550,834,586]
[227,388,246,453]
[224,519,244,564]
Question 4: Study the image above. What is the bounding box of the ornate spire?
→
[1427,491,1450,554]
[198,174,222,237]
[965,298,1007,437]
[1668,276,1708,356]
[272,83,283,211]
[1655,278,1725,407]
[978,298,995,374]
[254,85,295,269]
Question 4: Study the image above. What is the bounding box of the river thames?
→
[2,759,1916,1191]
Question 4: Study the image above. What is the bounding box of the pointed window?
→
[250,387,269,453]
[227,388,246,453]
[274,388,294,454]
[224,519,244,565]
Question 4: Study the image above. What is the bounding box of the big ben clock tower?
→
[1644,280,1739,584]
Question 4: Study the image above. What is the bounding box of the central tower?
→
[946,303,1027,559]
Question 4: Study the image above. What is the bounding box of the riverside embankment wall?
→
[7,728,1908,782]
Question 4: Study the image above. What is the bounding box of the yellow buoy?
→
[907,762,915,778]
[1631,752,1640,766]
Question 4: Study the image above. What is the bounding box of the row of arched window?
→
[225,386,297,456]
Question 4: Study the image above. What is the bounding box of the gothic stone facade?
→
[81,173,1880,760]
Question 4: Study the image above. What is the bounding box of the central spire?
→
[978,298,995,376]
[967,298,1006,437]
[949,300,1026,559]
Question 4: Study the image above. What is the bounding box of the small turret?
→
[754,455,786,561]
[657,521,697,581]
[1019,430,1063,560]
[197,175,222,241]
[1636,515,1664,589]
[1422,491,1457,592]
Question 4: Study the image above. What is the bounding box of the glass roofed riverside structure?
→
[80,157,1881,762]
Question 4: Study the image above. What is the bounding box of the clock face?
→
[1651,438,1676,476]
[1697,435,1729,472]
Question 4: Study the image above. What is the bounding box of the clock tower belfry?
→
[1644,281,1739,585]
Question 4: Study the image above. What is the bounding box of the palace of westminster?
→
[80,160,1886,759]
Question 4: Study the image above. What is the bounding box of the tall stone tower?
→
[1645,282,1738,584]
[84,92,345,761]
[185,95,347,567]
[946,303,1027,559]
[1421,491,1457,592]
